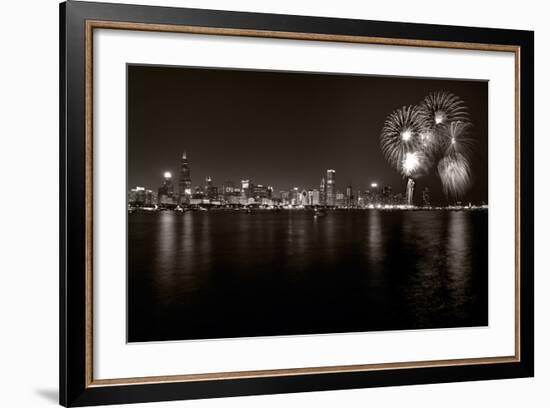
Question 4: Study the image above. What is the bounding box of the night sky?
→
[128,64,488,205]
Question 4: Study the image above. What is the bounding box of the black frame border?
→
[60,1,534,406]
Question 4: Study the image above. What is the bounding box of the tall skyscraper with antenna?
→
[179,152,192,204]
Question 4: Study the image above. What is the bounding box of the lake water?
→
[128,209,488,342]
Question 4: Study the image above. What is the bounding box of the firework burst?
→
[437,153,472,199]
[380,105,426,175]
[443,120,475,158]
[402,151,431,178]
[419,90,470,130]
[379,90,477,203]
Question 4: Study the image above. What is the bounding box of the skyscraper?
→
[345,185,353,208]
[280,190,290,205]
[319,177,326,206]
[356,190,365,207]
[336,191,345,208]
[178,152,192,204]
[158,172,177,208]
[326,169,336,206]
[307,189,314,206]
[253,184,270,201]
[300,190,309,206]
[222,181,235,199]
[241,179,251,199]
[382,185,393,205]
[312,189,320,206]
[369,183,380,205]
[129,186,155,207]
[205,176,218,201]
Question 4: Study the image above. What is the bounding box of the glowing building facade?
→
[128,186,155,207]
[326,169,336,206]
[319,177,326,205]
[241,179,251,200]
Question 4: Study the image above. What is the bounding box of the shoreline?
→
[128,206,489,213]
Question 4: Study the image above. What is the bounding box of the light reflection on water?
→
[155,212,177,300]
[128,210,488,342]
[367,210,384,265]
[446,211,472,319]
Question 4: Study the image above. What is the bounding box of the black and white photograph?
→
[126,65,488,343]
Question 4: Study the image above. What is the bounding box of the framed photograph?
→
[60,1,534,406]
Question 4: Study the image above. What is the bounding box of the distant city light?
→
[164,172,172,179]
[371,182,378,188]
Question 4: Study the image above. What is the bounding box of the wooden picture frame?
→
[60,1,534,406]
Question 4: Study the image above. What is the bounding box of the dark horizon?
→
[128,64,488,205]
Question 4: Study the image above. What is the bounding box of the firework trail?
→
[380,105,429,177]
[437,153,472,199]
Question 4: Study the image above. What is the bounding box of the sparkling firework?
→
[380,105,426,174]
[419,90,470,131]
[402,152,420,175]
[379,90,477,202]
[437,153,472,199]
[443,120,475,158]
[402,151,430,178]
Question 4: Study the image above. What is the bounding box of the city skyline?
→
[129,149,486,207]
[129,150,472,209]
[133,154,407,200]
[128,65,488,206]
[130,151,429,205]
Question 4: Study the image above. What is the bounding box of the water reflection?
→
[367,210,384,267]
[154,212,177,304]
[447,211,471,275]
[446,211,472,318]
[128,210,488,342]
[177,212,198,293]
[289,214,309,274]
[322,212,336,261]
